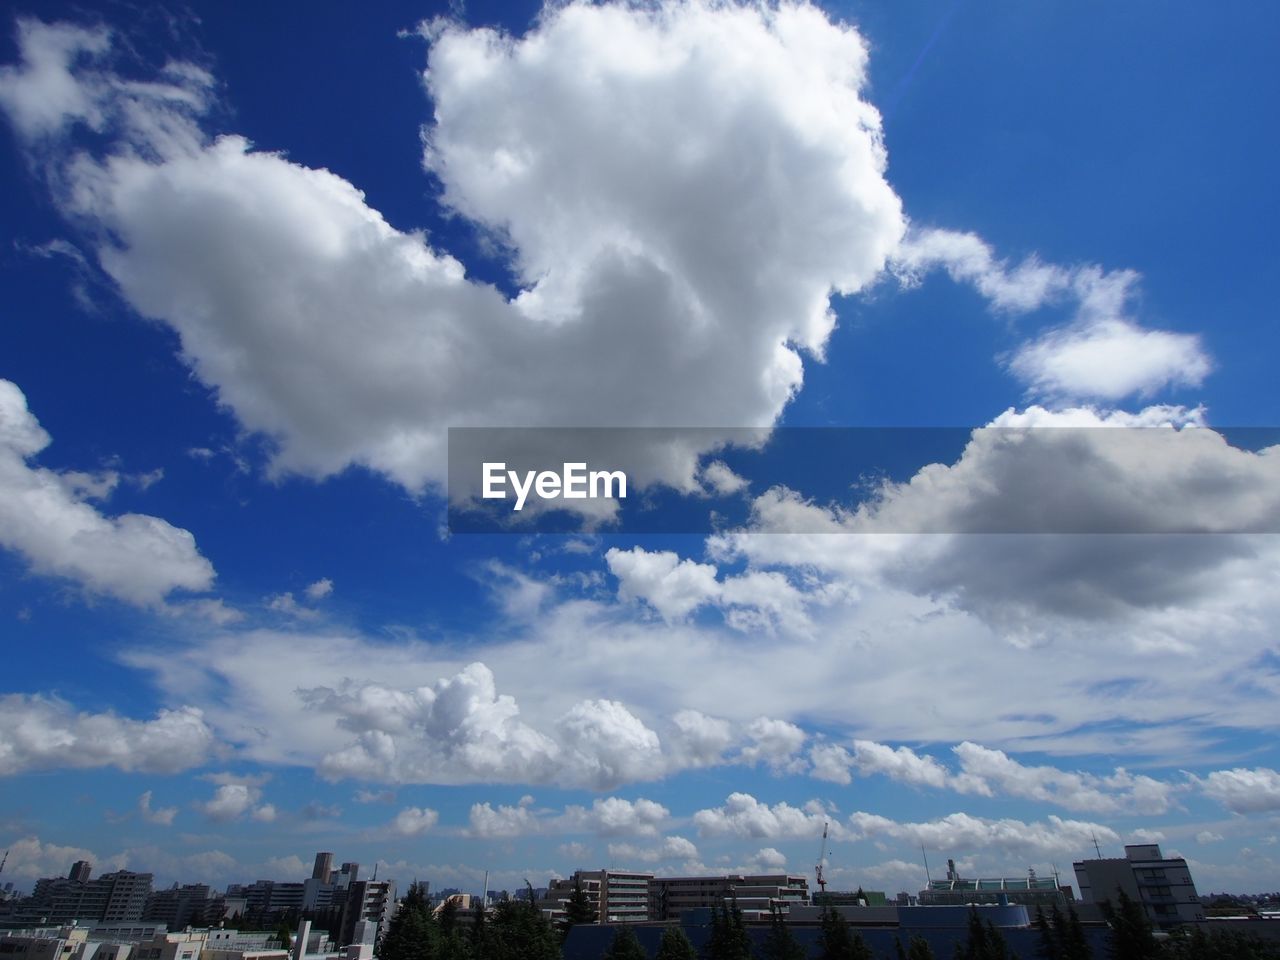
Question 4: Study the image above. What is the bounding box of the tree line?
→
[375,884,1280,960]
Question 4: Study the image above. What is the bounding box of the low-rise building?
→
[648,874,809,922]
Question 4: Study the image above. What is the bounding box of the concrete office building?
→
[648,874,809,922]
[1073,843,1205,930]
[538,871,651,924]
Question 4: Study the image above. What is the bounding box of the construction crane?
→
[815,822,829,895]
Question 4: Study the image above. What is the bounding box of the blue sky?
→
[1,0,1279,899]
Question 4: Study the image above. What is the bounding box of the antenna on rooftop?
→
[921,845,932,884]
[1091,832,1103,858]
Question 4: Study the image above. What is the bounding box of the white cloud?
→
[693,792,832,840]
[568,797,670,837]
[849,740,949,790]
[468,800,540,839]
[1010,318,1210,401]
[467,796,670,839]
[950,741,1178,815]
[808,743,854,785]
[0,695,214,775]
[893,228,1074,313]
[305,662,688,789]
[304,578,334,601]
[847,810,1120,859]
[753,846,787,870]
[607,546,816,633]
[607,547,720,621]
[810,739,1178,816]
[251,804,277,823]
[137,790,177,826]
[197,779,275,823]
[266,592,321,620]
[172,598,244,625]
[667,709,734,770]
[0,20,112,138]
[0,6,902,501]
[607,835,699,864]
[198,784,257,822]
[1197,768,1280,814]
[701,461,749,496]
[0,835,122,880]
[739,717,807,773]
[894,228,1211,401]
[718,407,1280,641]
[0,378,215,606]
[1195,831,1224,844]
[392,806,440,836]
[558,842,591,862]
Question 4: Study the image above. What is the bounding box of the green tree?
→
[603,926,649,960]
[820,906,856,960]
[1161,924,1280,960]
[1099,890,1158,960]
[274,921,294,951]
[726,899,754,960]
[1055,904,1090,960]
[655,926,697,960]
[477,894,560,960]
[437,898,460,940]
[434,899,471,960]
[1035,906,1058,960]
[706,902,752,960]
[906,937,936,960]
[761,906,805,960]
[560,875,597,943]
[954,908,1009,960]
[379,882,438,960]
[818,906,871,960]
[469,900,487,956]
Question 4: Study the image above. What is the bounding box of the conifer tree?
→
[761,906,804,960]
[560,875,597,943]
[954,908,1009,960]
[1100,889,1158,960]
[378,882,438,960]
[603,926,649,960]
[655,925,697,960]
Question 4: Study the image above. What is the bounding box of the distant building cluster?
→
[2,840,1277,959]
[0,852,393,950]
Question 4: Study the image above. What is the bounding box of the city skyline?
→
[1,0,1278,899]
